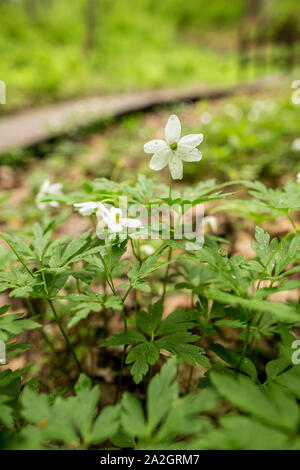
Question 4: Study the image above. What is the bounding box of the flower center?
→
[170,142,178,151]
[115,213,120,223]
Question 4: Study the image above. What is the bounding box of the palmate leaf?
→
[128,247,168,286]
[206,289,300,323]
[195,415,289,450]
[126,342,159,384]
[245,180,300,211]
[0,232,34,261]
[265,357,290,384]
[101,330,146,347]
[210,342,257,381]
[195,366,300,450]
[155,307,198,335]
[17,374,119,450]
[65,291,122,328]
[0,305,41,342]
[210,370,299,433]
[0,368,26,427]
[251,226,278,274]
[274,365,300,398]
[251,280,300,300]
[146,357,179,435]
[30,223,52,261]
[58,231,91,266]
[121,392,146,437]
[0,395,14,427]
[102,302,209,383]
[120,359,218,447]
[155,332,209,367]
[136,301,163,337]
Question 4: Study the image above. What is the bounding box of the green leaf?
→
[155,389,218,443]
[0,308,40,342]
[156,308,198,336]
[210,343,257,381]
[90,405,119,445]
[265,358,290,383]
[121,392,146,437]
[207,289,300,323]
[275,366,300,398]
[196,415,289,450]
[129,247,167,284]
[155,332,209,367]
[101,330,146,347]
[21,387,50,425]
[126,342,159,384]
[146,358,178,435]
[137,301,163,337]
[211,370,299,433]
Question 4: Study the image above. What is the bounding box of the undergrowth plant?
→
[0,114,300,450]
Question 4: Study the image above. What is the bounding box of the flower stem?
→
[48,299,82,373]
[162,172,173,303]
[114,295,130,403]
[114,345,127,404]
[287,210,298,232]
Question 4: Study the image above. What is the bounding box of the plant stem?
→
[0,232,34,278]
[99,253,116,295]
[257,231,293,289]
[114,301,130,403]
[114,345,127,404]
[48,299,82,373]
[114,284,134,402]
[186,364,194,393]
[162,247,172,303]
[122,285,132,305]
[287,211,298,232]
[130,238,142,263]
[162,172,173,303]
[235,318,252,373]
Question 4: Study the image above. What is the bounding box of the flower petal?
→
[121,218,142,228]
[108,221,123,233]
[41,180,51,193]
[204,216,217,233]
[179,133,203,147]
[96,203,112,220]
[177,144,202,162]
[74,201,99,216]
[149,148,171,171]
[169,153,183,180]
[165,114,181,144]
[110,207,122,218]
[144,139,167,154]
[96,219,105,233]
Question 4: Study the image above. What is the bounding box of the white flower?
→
[144,114,203,180]
[140,244,155,255]
[74,201,101,216]
[203,216,217,233]
[248,109,260,122]
[36,180,63,210]
[200,112,212,125]
[96,204,142,235]
[224,103,242,120]
[297,172,300,183]
[291,138,300,152]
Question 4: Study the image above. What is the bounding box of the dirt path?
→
[0,76,286,154]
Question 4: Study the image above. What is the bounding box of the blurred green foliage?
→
[2,0,298,110]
